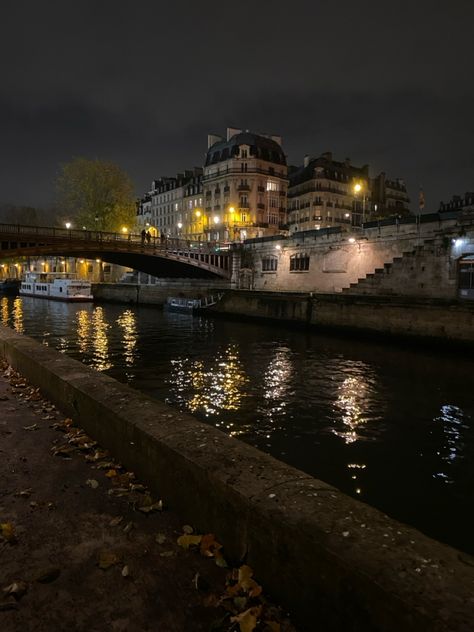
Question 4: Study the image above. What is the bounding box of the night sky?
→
[1,0,473,211]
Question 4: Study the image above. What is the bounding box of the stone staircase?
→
[342,240,456,298]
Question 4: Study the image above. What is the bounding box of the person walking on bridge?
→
[141,229,146,245]
[145,230,151,244]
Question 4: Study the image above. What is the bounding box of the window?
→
[262,256,278,272]
[266,180,278,191]
[290,253,310,272]
[240,195,248,207]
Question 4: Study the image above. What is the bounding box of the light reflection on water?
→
[1,296,473,554]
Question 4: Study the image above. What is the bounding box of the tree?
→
[56,158,136,232]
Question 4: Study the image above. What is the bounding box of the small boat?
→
[165,297,202,313]
[19,272,93,302]
[164,293,224,313]
[0,278,21,296]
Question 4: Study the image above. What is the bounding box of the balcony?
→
[257,203,265,210]
[238,184,251,191]
[223,186,230,192]
[214,188,221,195]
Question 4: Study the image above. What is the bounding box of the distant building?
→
[202,128,288,242]
[137,168,203,238]
[287,152,411,233]
[287,153,370,233]
[371,172,410,218]
[439,192,474,213]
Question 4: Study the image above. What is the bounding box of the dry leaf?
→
[155,533,166,544]
[177,534,202,549]
[97,550,120,570]
[105,469,118,478]
[3,581,28,600]
[230,606,262,632]
[182,524,194,534]
[200,533,222,558]
[86,479,99,489]
[0,522,17,543]
[121,565,130,577]
[109,516,124,527]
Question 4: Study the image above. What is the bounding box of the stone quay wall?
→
[92,279,230,305]
[212,290,474,344]
[1,325,474,631]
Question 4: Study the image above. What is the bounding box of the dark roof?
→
[289,154,369,187]
[205,132,286,166]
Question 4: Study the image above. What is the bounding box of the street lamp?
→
[121,226,128,233]
[353,183,366,224]
[65,222,71,230]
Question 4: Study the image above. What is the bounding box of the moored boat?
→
[19,272,93,302]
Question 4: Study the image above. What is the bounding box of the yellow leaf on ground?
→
[177,534,202,549]
[200,533,222,557]
[231,606,262,632]
[105,469,118,478]
[0,523,16,543]
[97,550,120,570]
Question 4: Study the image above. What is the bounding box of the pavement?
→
[0,361,296,632]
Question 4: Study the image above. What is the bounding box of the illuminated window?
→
[266,181,278,191]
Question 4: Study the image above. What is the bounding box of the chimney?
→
[227,127,242,141]
[303,155,310,168]
[207,134,223,149]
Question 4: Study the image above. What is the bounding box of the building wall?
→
[203,129,288,242]
[240,215,464,298]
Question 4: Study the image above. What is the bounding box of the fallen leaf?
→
[23,423,39,431]
[200,533,223,558]
[155,533,166,544]
[121,565,130,577]
[183,524,194,534]
[96,461,115,470]
[159,550,175,557]
[15,488,32,498]
[123,521,134,534]
[0,522,17,543]
[3,580,28,600]
[86,479,99,489]
[230,606,262,632]
[109,516,124,527]
[35,567,61,583]
[105,469,118,478]
[177,534,202,549]
[138,500,162,514]
[97,550,120,570]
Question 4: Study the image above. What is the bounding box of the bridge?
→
[0,223,234,279]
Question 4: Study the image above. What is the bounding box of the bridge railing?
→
[0,222,233,255]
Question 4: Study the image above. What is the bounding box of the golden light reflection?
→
[170,345,248,419]
[333,376,370,444]
[1,297,9,326]
[12,297,24,334]
[91,307,111,371]
[116,309,138,366]
[76,310,91,354]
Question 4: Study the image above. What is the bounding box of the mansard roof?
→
[205,132,286,167]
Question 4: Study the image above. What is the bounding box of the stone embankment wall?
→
[93,279,230,305]
[242,216,467,298]
[213,290,474,344]
[1,324,473,631]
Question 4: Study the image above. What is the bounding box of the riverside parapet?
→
[1,325,474,631]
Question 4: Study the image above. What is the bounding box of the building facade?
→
[137,169,203,239]
[287,153,411,234]
[202,128,288,242]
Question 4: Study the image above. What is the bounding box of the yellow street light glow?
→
[229,206,235,213]
[348,237,356,243]
[344,213,350,218]
[96,258,101,263]
[213,216,219,224]
[79,259,85,264]
[121,226,128,233]
[275,244,281,250]
[177,222,183,229]
[195,210,201,218]
[354,183,362,193]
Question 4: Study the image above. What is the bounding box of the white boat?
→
[19,272,93,302]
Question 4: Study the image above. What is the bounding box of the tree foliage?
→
[56,158,136,232]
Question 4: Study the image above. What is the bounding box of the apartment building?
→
[202,128,288,242]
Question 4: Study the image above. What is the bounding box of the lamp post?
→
[353,183,366,226]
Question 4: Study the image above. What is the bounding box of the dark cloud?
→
[1,0,473,210]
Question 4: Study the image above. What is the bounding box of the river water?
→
[2,295,473,553]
